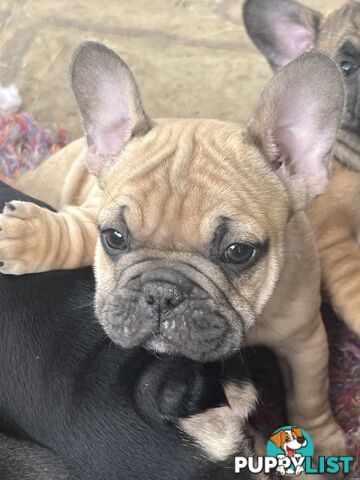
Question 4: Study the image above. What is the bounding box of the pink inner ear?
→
[274,102,332,200]
[276,104,323,172]
[86,76,134,158]
[271,14,315,66]
[90,117,131,157]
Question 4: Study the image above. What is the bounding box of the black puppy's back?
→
[0,433,75,480]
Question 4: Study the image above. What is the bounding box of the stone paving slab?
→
[0,0,344,138]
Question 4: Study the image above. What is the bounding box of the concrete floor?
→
[0,0,344,139]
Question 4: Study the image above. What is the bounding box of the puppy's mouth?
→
[96,266,246,362]
[145,304,233,360]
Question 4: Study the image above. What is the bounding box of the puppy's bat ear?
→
[70,41,151,175]
[247,52,344,210]
[243,0,322,72]
[135,356,228,427]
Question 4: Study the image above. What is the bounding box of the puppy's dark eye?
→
[340,60,359,77]
[101,229,128,253]
[222,243,256,265]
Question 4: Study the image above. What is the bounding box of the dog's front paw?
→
[0,201,49,275]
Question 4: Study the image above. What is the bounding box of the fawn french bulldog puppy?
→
[3,43,345,459]
[244,0,360,335]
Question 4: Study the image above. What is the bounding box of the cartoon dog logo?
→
[269,427,308,476]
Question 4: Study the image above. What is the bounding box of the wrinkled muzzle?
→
[96,264,250,362]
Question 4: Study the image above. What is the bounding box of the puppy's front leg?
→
[0,200,98,274]
[274,315,346,460]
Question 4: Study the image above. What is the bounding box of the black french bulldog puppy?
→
[0,433,74,480]
[0,182,254,480]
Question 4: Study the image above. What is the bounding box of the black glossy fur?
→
[0,182,253,480]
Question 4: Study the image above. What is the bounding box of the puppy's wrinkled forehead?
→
[99,119,286,251]
[319,1,360,53]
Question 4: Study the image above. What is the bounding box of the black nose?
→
[297,437,306,445]
[144,282,184,314]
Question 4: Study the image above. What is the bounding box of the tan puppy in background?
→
[244,0,360,336]
[1,43,346,460]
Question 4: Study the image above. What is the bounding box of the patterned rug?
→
[0,112,67,182]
